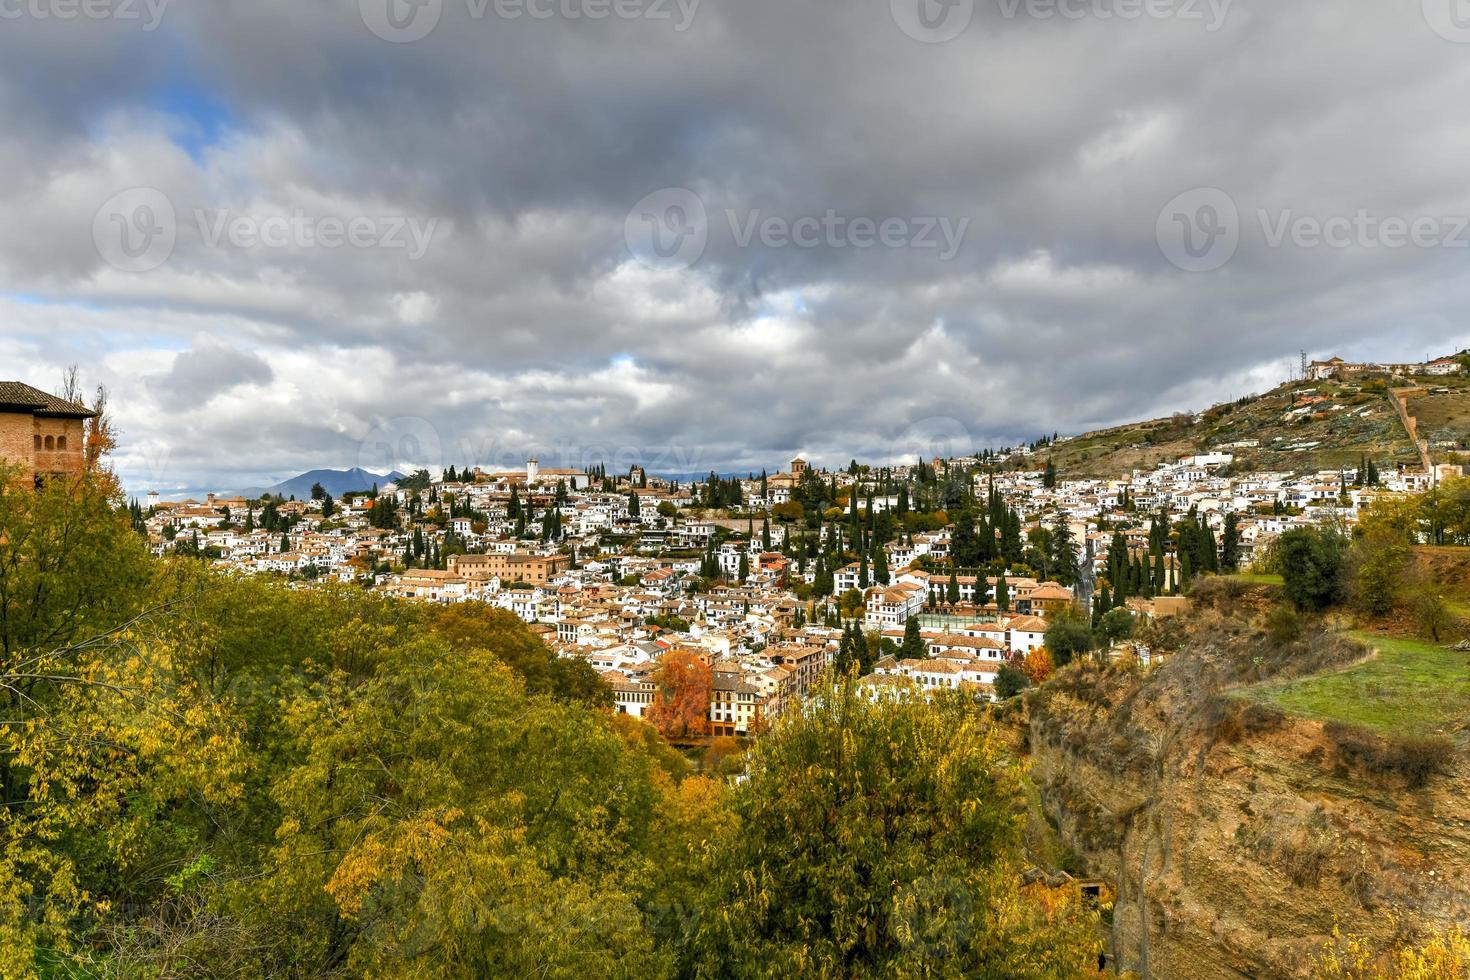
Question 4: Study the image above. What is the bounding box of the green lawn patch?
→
[1243,631,1470,742]
[1230,572,1284,586]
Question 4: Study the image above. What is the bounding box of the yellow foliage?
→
[1315,917,1470,979]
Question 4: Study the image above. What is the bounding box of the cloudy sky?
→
[3,0,1469,494]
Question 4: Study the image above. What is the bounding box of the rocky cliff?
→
[1025,596,1470,978]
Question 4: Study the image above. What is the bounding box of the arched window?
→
[33,435,42,450]
[44,435,54,450]
[56,436,66,451]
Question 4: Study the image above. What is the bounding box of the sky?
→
[2,0,1469,495]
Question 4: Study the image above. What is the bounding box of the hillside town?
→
[130,437,1461,736]
[5,369,1463,738]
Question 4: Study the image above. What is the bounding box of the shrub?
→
[1383,736,1456,789]
[1235,806,1335,887]
[1323,722,1455,789]
[1190,575,1249,612]
[1240,701,1287,736]
[1265,603,1304,646]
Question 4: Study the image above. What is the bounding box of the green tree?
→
[1098,607,1135,645]
[994,664,1031,700]
[1220,512,1240,572]
[1278,525,1348,611]
[686,680,1102,976]
[901,614,925,660]
[1043,610,1094,667]
[1349,497,1416,618]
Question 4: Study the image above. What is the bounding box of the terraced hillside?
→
[1045,377,1425,478]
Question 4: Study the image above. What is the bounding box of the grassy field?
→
[1230,572,1284,586]
[1244,632,1470,742]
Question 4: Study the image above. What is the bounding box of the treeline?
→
[0,471,1104,978]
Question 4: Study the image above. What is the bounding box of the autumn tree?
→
[647,649,713,740]
[1021,646,1055,685]
[1348,495,1416,619]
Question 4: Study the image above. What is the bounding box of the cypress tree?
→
[1221,512,1240,572]
[901,615,925,660]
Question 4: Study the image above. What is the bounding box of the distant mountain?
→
[238,467,406,500]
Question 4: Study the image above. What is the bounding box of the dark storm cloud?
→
[147,341,274,410]
[1,0,1468,491]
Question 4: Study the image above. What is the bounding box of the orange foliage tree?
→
[1022,646,1055,685]
[647,649,712,739]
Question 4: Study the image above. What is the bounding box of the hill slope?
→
[1047,376,1425,478]
[1026,590,1470,976]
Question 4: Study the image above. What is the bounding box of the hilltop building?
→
[1306,356,1464,381]
[0,381,95,485]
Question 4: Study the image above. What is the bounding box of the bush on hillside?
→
[1323,722,1455,789]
